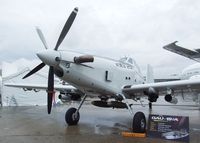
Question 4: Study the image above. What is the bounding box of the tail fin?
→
[146,64,154,83]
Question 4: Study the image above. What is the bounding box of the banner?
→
[148,114,189,142]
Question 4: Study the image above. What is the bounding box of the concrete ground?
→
[0,103,199,143]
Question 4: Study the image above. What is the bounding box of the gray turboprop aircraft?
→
[5,8,200,133]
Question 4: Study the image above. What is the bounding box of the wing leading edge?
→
[123,79,200,95]
[4,83,76,92]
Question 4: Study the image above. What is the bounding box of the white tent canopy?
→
[1,59,60,106]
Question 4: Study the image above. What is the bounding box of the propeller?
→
[23,62,45,79]
[36,27,49,49]
[23,7,78,114]
[54,7,78,51]
[47,66,54,114]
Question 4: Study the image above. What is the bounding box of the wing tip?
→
[74,7,78,13]
[163,41,178,49]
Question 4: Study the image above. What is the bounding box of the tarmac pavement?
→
[0,103,199,143]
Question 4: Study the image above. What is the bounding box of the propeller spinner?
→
[23,7,78,114]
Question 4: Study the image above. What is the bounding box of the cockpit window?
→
[120,57,134,64]
[118,56,141,73]
[120,57,128,62]
[119,57,134,65]
[128,58,133,64]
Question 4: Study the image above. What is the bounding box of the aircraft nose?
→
[37,50,60,66]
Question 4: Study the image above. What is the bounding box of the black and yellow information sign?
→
[147,114,189,142]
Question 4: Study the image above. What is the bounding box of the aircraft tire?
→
[132,112,146,133]
[65,107,80,125]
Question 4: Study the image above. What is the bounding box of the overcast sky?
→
[1,0,200,77]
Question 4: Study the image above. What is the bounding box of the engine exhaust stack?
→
[74,55,94,64]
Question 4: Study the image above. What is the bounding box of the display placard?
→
[147,114,189,142]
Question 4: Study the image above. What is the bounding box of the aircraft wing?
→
[163,41,200,62]
[122,79,200,95]
[154,78,180,82]
[4,83,76,92]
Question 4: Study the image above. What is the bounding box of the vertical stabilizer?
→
[146,64,154,83]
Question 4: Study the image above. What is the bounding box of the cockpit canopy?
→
[120,57,134,65]
[119,57,141,73]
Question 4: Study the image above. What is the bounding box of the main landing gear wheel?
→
[132,112,146,133]
[65,107,80,125]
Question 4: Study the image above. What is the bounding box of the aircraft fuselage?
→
[53,51,145,97]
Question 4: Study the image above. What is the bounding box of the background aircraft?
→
[5,8,200,133]
[164,41,200,63]
[163,41,200,106]
[164,41,200,80]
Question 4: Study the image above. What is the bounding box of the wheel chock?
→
[121,131,146,138]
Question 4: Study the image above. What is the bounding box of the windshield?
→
[120,57,134,65]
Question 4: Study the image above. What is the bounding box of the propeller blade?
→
[47,66,54,114]
[54,7,78,51]
[23,62,46,79]
[36,27,49,49]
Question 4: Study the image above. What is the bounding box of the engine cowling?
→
[145,87,159,102]
[164,94,178,104]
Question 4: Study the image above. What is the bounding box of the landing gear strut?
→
[149,102,152,110]
[121,94,146,133]
[65,94,87,125]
